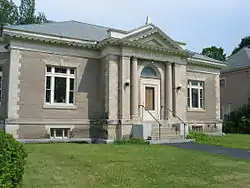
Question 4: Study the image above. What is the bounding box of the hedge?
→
[0,131,27,188]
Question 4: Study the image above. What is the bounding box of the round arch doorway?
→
[140,67,161,121]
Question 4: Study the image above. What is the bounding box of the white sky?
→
[13,0,250,55]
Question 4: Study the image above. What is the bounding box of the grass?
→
[22,143,250,188]
[195,134,250,150]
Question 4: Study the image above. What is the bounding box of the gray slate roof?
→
[4,20,223,64]
[222,47,250,72]
[185,49,224,64]
[4,21,110,41]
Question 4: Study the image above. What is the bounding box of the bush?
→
[187,131,208,141]
[113,138,147,145]
[0,131,28,188]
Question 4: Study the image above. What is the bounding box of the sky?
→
[13,0,250,55]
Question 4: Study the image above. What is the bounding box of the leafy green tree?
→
[0,0,19,25]
[201,46,226,61]
[231,36,250,55]
[0,0,49,26]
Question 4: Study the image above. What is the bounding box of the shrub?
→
[187,131,208,141]
[0,131,28,188]
[113,138,147,145]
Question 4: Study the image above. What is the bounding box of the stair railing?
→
[162,105,188,138]
[139,105,162,140]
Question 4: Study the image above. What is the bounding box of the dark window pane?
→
[141,67,157,77]
[70,68,75,75]
[46,90,51,103]
[191,88,198,108]
[69,91,74,104]
[191,80,199,86]
[54,77,66,103]
[46,76,51,89]
[55,67,67,74]
[50,129,55,138]
[46,66,51,72]
[56,129,63,137]
[64,129,69,138]
[70,79,74,90]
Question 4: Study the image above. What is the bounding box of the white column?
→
[131,57,139,119]
[165,62,172,119]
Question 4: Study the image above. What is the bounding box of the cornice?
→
[188,58,226,69]
[97,38,189,58]
[3,29,97,49]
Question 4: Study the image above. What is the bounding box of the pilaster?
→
[118,56,131,119]
[6,49,21,138]
[104,55,119,120]
[215,74,221,120]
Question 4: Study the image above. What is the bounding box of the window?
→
[187,80,204,109]
[141,67,157,78]
[220,78,226,87]
[45,66,75,105]
[50,128,70,139]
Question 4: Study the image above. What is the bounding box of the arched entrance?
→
[140,66,161,121]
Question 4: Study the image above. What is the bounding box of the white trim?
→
[124,25,154,38]
[4,29,97,45]
[187,80,204,109]
[0,71,3,105]
[45,66,76,106]
[186,69,220,75]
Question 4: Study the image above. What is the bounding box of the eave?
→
[3,29,97,49]
[188,58,227,69]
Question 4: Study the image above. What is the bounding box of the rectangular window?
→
[45,66,75,105]
[187,80,204,109]
[50,128,70,139]
[220,78,226,87]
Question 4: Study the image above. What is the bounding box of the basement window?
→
[50,128,70,139]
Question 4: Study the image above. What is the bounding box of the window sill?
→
[43,104,77,110]
[187,108,206,113]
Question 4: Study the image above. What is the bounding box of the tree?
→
[0,0,49,26]
[231,36,250,55]
[201,46,226,61]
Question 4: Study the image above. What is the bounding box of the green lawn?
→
[196,134,250,150]
[22,143,250,188]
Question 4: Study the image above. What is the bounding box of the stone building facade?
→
[0,20,226,141]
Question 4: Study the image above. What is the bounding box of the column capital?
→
[131,56,138,62]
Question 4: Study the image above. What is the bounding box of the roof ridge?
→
[67,20,110,29]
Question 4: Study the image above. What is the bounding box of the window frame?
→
[45,66,75,106]
[187,80,204,109]
[220,78,226,87]
[50,128,70,139]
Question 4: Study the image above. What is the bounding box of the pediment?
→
[123,26,184,51]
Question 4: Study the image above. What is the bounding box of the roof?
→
[4,20,110,41]
[222,47,250,72]
[4,20,223,64]
[186,49,224,64]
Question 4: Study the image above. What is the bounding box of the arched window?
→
[141,67,157,78]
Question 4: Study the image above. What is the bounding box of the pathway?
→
[165,142,250,160]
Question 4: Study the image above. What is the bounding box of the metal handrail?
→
[139,104,162,140]
[162,105,187,138]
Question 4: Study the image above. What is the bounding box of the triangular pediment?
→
[123,25,184,51]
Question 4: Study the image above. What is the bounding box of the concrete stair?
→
[150,124,182,141]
